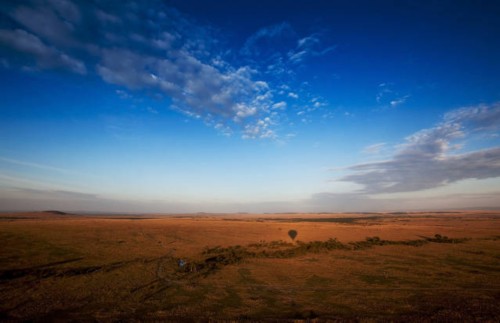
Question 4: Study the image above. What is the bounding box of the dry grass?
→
[0,211,499,321]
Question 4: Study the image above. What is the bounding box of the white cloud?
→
[390,95,410,108]
[338,103,500,193]
[92,29,277,139]
[242,117,276,139]
[234,104,257,120]
[444,102,500,130]
[272,101,287,110]
[0,1,333,140]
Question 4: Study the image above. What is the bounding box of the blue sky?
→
[1,0,500,212]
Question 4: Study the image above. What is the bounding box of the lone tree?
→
[288,229,298,241]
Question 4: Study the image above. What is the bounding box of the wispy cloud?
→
[362,143,386,154]
[288,34,336,64]
[337,103,500,193]
[9,188,98,200]
[241,22,296,60]
[390,95,410,108]
[0,156,72,173]
[376,83,409,109]
[308,191,500,212]
[241,22,335,71]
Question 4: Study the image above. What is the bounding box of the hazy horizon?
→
[1,0,500,213]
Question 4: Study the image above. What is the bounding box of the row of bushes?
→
[180,234,467,276]
[425,234,469,243]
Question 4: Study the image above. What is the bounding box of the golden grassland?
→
[0,211,499,321]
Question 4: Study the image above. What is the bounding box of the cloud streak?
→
[0,156,72,173]
[308,191,500,212]
[338,103,500,193]
[362,143,386,154]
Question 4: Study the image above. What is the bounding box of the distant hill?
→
[42,210,69,215]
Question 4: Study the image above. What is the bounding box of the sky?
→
[1,0,500,213]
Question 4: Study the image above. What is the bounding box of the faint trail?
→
[129,246,185,299]
[155,248,177,282]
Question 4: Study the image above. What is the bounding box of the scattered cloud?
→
[376,83,409,109]
[242,117,275,139]
[241,22,335,78]
[337,103,500,194]
[239,22,335,128]
[0,28,86,74]
[0,1,334,140]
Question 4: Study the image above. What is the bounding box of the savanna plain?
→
[1,211,499,321]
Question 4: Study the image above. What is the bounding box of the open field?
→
[1,211,499,321]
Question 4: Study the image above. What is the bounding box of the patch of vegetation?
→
[194,235,469,277]
[426,234,469,243]
[247,240,294,249]
[349,236,428,249]
[295,238,348,252]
